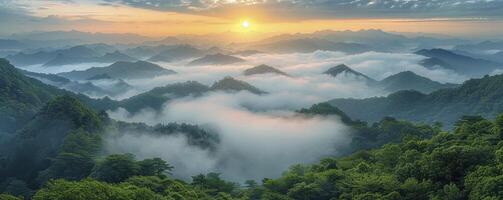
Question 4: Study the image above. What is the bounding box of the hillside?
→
[377,71,458,93]
[249,38,374,54]
[324,64,376,82]
[329,73,503,127]
[119,81,210,113]
[187,53,245,66]
[0,59,118,132]
[148,45,204,62]
[415,48,502,77]
[243,64,289,76]
[58,61,176,80]
[210,77,265,94]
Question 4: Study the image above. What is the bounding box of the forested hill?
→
[2,103,501,199]
[329,73,503,127]
[0,59,118,133]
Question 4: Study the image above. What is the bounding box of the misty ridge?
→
[2,29,503,199]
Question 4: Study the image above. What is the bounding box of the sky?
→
[1,0,503,37]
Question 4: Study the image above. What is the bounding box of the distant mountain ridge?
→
[415,48,502,77]
[324,64,456,93]
[377,71,457,93]
[187,54,245,66]
[243,64,289,76]
[5,44,136,66]
[148,45,205,62]
[58,61,176,80]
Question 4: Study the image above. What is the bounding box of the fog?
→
[77,50,468,181]
[19,50,472,181]
[120,51,466,99]
[107,91,352,181]
[17,62,112,74]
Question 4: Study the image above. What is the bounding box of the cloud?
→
[107,91,352,182]
[101,0,503,20]
[102,50,469,181]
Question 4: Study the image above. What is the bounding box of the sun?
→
[241,20,250,28]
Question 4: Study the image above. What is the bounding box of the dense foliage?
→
[3,113,500,199]
[330,73,503,127]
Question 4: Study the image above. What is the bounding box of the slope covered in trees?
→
[4,109,500,199]
[0,59,117,133]
[377,71,458,94]
[329,73,503,127]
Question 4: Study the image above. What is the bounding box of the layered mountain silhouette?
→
[249,38,374,54]
[210,77,264,94]
[187,53,245,66]
[377,71,457,93]
[119,77,264,113]
[58,61,176,80]
[243,64,289,76]
[324,64,457,93]
[148,45,205,62]
[5,44,137,67]
[415,48,502,77]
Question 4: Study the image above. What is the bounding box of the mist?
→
[106,91,352,182]
[100,50,469,181]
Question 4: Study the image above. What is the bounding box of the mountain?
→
[377,71,458,93]
[232,50,263,56]
[6,45,103,66]
[329,73,503,127]
[249,38,374,54]
[187,53,245,66]
[415,48,502,77]
[324,64,376,83]
[0,59,118,132]
[42,50,135,67]
[95,51,136,63]
[58,61,176,80]
[148,45,204,62]
[5,95,104,187]
[21,70,131,98]
[119,81,210,113]
[123,45,177,59]
[9,30,152,44]
[86,74,112,80]
[419,57,453,69]
[118,78,264,113]
[243,64,289,76]
[0,39,27,50]
[210,77,265,94]
[454,41,503,53]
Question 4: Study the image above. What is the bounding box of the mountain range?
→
[243,64,289,76]
[324,64,457,94]
[415,48,502,77]
[58,61,176,80]
[187,53,245,66]
[4,44,136,66]
[328,73,503,127]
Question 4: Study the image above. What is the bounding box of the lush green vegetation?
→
[0,58,118,133]
[330,73,503,127]
[4,109,501,199]
[3,57,503,199]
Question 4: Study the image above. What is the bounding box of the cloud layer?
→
[103,0,503,20]
[107,91,352,182]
